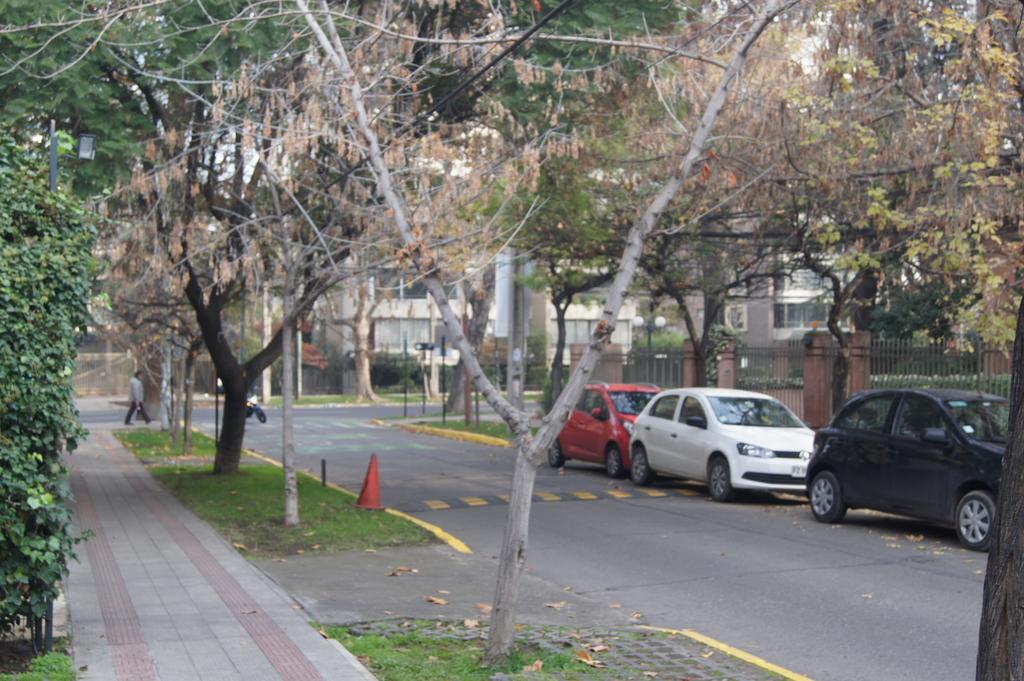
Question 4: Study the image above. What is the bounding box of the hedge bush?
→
[0,134,94,634]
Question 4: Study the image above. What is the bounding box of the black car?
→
[806,388,1009,551]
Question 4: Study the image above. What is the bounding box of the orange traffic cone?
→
[356,453,383,510]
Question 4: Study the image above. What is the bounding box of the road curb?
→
[386,422,513,448]
[241,446,473,555]
[637,625,814,681]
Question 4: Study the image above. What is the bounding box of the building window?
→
[773,301,828,329]
[373,319,432,353]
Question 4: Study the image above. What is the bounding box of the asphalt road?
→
[90,401,986,681]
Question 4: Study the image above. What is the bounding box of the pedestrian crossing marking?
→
[536,492,561,501]
[408,485,724,512]
[460,497,488,507]
[638,489,668,497]
[571,491,598,500]
[607,490,632,499]
[424,500,450,510]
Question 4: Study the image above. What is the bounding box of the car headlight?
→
[737,443,775,458]
[622,421,634,435]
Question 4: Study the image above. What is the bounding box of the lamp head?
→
[76,134,97,161]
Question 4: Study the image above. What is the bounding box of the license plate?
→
[791,465,806,478]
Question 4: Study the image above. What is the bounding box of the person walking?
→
[125,370,151,425]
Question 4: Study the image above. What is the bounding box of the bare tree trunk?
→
[170,353,184,446]
[976,295,1024,681]
[550,300,569,399]
[352,280,379,401]
[298,0,793,662]
[182,342,200,456]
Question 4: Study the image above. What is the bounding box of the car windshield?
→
[609,391,656,415]
[707,397,804,428]
[946,399,1010,444]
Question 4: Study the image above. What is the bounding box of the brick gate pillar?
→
[847,331,871,396]
[569,343,587,377]
[600,343,624,383]
[682,340,698,387]
[717,341,737,389]
[803,331,833,429]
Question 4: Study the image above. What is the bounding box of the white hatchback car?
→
[630,388,814,501]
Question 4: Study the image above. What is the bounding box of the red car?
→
[549,383,660,478]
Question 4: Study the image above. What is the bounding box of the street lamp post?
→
[49,119,97,193]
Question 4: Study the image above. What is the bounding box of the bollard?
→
[321,459,326,486]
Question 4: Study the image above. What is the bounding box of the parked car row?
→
[551,382,1009,551]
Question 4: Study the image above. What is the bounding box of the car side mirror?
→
[685,415,707,429]
[591,407,608,421]
[922,427,950,445]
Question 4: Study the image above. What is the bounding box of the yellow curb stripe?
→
[536,492,561,502]
[638,489,668,497]
[637,626,814,681]
[241,446,472,555]
[607,490,632,499]
[383,508,472,554]
[424,500,451,510]
[460,497,488,507]
[571,491,598,500]
[391,423,512,448]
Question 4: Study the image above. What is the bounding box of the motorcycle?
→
[246,396,267,423]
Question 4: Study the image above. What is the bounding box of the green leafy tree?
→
[0,133,94,633]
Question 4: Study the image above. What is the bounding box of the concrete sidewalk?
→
[65,429,376,681]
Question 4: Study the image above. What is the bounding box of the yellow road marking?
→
[536,492,561,501]
[460,497,488,507]
[638,489,668,497]
[637,626,814,681]
[675,488,700,497]
[424,500,451,510]
[571,491,598,500]
[497,494,511,503]
[607,490,632,499]
[240,444,471,554]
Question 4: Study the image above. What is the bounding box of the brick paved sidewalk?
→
[66,429,376,681]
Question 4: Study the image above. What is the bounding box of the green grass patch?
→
[328,622,602,681]
[0,653,74,681]
[414,420,515,442]
[113,428,218,462]
[266,394,440,407]
[148,465,432,557]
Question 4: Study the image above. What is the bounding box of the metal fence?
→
[73,352,136,396]
[870,339,1011,398]
[737,341,806,418]
[588,349,684,388]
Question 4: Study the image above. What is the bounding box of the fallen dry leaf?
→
[522,660,544,672]
[702,650,714,658]
[544,601,568,610]
[383,610,393,615]
[386,566,419,577]
[609,603,621,609]
[630,611,644,620]
[862,593,873,599]
[232,543,248,552]
[438,589,450,595]
[424,596,449,606]
[575,650,607,668]
[475,602,493,615]
[588,644,609,653]
[463,619,479,628]
[905,534,924,542]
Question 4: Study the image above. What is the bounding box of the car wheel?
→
[809,471,847,523]
[630,444,654,486]
[605,444,627,479]
[955,490,996,552]
[707,456,736,502]
[548,439,566,468]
